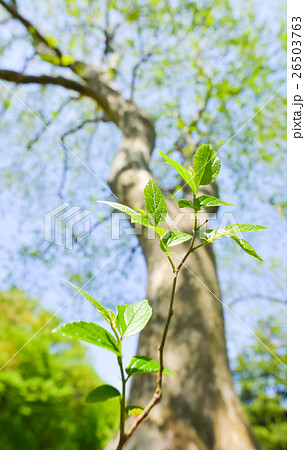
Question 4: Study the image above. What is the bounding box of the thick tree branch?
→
[0,0,62,58]
[0,0,87,74]
[229,294,287,308]
[0,69,90,95]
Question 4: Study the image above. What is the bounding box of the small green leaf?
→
[61,55,76,66]
[96,201,136,217]
[65,281,114,324]
[125,356,176,376]
[192,144,221,186]
[178,199,197,210]
[193,144,210,185]
[116,300,152,338]
[159,239,170,254]
[161,231,192,247]
[134,206,148,217]
[130,214,166,237]
[228,235,263,261]
[198,229,217,242]
[55,322,121,355]
[144,179,167,225]
[196,195,235,208]
[125,405,144,417]
[158,150,197,194]
[223,223,268,233]
[40,54,60,65]
[97,201,166,236]
[86,384,121,403]
[45,34,58,48]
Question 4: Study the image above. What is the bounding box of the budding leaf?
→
[196,195,235,208]
[55,322,121,355]
[228,234,263,261]
[158,150,197,194]
[193,144,221,186]
[86,384,121,403]
[161,230,192,247]
[144,179,167,225]
[65,281,115,324]
[125,405,144,417]
[125,356,176,376]
[116,300,152,338]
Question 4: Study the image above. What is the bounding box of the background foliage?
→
[0,0,286,448]
[233,315,287,450]
[0,289,119,450]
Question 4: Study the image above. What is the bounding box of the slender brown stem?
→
[111,327,127,450]
[117,353,126,449]
[122,199,200,447]
[191,242,208,252]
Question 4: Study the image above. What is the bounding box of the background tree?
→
[0,1,286,449]
[0,289,119,449]
[233,315,287,450]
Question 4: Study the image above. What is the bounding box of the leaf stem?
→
[122,195,200,447]
[167,254,176,273]
[117,343,127,449]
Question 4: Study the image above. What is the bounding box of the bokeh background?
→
[0,0,286,449]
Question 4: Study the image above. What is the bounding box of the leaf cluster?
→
[54,283,175,416]
[98,144,267,261]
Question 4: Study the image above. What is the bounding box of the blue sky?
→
[0,0,286,389]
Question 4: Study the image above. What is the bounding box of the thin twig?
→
[121,196,203,447]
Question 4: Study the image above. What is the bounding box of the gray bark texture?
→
[107,104,260,450]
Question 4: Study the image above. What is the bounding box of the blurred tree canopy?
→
[0,289,118,450]
[0,0,286,448]
[233,315,287,450]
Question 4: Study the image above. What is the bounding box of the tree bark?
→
[0,14,259,441]
[107,130,260,449]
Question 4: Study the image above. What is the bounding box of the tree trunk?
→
[0,43,259,445]
[107,131,260,450]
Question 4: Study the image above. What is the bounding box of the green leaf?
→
[96,201,136,217]
[130,214,166,237]
[61,55,76,66]
[55,322,121,355]
[158,150,197,194]
[198,229,217,242]
[97,201,166,236]
[223,223,268,233]
[159,239,170,254]
[40,54,60,65]
[125,356,176,376]
[228,235,263,261]
[116,300,152,338]
[196,195,235,208]
[134,206,148,217]
[125,405,144,417]
[178,199,197,210]
[193,144,210,185]
[64,281,115,325]
[144,179,167,225]
[86,384,121,403]
[161,231,192,247]
[192,144,221,185]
